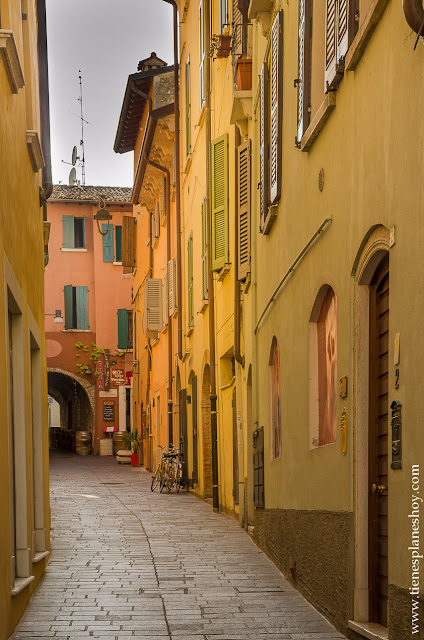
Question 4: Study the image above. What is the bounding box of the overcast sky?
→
[46,0,174,188]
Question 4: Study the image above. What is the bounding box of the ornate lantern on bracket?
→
[94,196,112,236]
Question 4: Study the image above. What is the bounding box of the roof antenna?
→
[78,71,86,185]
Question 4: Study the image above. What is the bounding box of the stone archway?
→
[47,368,95,437]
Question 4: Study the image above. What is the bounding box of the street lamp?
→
[94,196,112,237]
[45,309,64,324]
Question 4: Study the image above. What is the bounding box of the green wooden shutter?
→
[102,223,114,262]
[117,308,128,349]
[76,286,89,330]
[62,216,74,248]
[237,140,251,280]
[64,284,74,329]
[210,133,229,271]
[201,197,208,300]
[115,225,122,262]
[188,233,194,327]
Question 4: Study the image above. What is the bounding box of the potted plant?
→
[122,429,141,467]
[236,57,252,90]
[210,33,232,58]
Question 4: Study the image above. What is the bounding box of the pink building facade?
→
[45,185,134,455]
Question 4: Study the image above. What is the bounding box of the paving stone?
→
[11,451,347,640]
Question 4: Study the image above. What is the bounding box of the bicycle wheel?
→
[151,464,161,492]
[166,463,175,492]
[159,461,168,493]
[175,462,182,492]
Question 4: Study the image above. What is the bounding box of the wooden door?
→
[192,376,198,484]
[368,256,389,626]
[179,389,188,488]
[254,426,264,508]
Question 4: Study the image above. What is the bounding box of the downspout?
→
[163,0,183,361]
[36,0,53,262]
[146,158,173,447]
[403,0,424,35]
[204,0,219,512]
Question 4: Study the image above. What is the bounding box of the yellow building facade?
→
[117,0,424,637]
[0,0,51,637]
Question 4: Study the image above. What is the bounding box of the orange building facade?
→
[45,186,134,455]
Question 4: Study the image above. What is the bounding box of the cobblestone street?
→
[12,452,347,640]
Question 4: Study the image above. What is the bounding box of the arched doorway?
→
[352,226,390,628]
[188,371,198,486]
[47,369,94,452]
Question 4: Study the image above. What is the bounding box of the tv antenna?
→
[78,71,86,185]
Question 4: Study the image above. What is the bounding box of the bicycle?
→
[151,445,166,492]
[164,447,183,492]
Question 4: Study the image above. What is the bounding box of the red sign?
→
[126,371,133,386]
[111,368,125,385]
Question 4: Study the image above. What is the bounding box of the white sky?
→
[46,0,174,188]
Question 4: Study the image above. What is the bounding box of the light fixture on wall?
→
[94,195,112,236]
[45,309,64,324]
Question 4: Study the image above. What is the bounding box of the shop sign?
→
[111,368,125,385]
[103,401,115,422]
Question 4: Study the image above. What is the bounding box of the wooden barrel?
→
[75,431,92,456]
[113,431,128,455]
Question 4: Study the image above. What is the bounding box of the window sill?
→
[186,326,194,337]
[26,131,44,172]
[161,324,168,334]
[32,550,49,564]
[345,0,390,71]
[11,575,34,597]
[199,300,208,314]
[62,329,91,333]
[243,273,251,293]
[184,152,192,177]
[113,261,122,266]
[197,103,205,129]
[0,30,24,94]
[61,248,88,252]
[300,92,336,152]
[262,205,278,235]
[348,621,388,640]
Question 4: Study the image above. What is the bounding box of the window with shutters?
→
[185,57,191,156]
[199,0,205,105]
[168,258,177,316]
[201,197,208,301]
[296,0,357,147]
[117,309,133,350]
[122,216,137,270]
[115,225,122,263]
[309,286,337,448]
[220,0,229,32]
[62,215,86,249]
[64,285,89,330]
[237,140,251,280]
[187,232,194,328]
[160,175,168,226]
[102,223,114,262]
[259,63,269,233]
[163,272,169,326]
[210,133,229,271]
[144,278,163,333]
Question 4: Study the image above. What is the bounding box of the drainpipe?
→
[204,0,219,512]
[403,0,424,35]
[36,0,53,245]
[131,82,153,112]
[163,0,183,362]
[146,158,173,447]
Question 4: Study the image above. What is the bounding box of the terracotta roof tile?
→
[51,185,132,203]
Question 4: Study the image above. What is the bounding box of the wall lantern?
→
[45,309,64,324]
[94,196,112,236]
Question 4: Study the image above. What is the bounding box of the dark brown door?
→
[179,389,188,488]
[192,376,198,484]
[232,388,239,505]
[254,427,264,508]
[368,255,389,626]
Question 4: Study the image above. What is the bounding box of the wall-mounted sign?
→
[97,355,104,391]
[391,399,402,470]
[103,401,115,422]
[104,350,110,391]
[126,371,133,386]
[99,389,117,398]
[111,368,125,385]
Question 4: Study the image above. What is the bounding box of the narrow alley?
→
[12,452,346,640]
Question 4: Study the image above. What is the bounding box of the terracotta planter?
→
[216,35,232,58]
[236,59,252,91]
[130,454,139,467]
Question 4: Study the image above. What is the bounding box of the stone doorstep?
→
[348,620,389,640]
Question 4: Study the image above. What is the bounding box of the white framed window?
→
[220,0,229,32]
